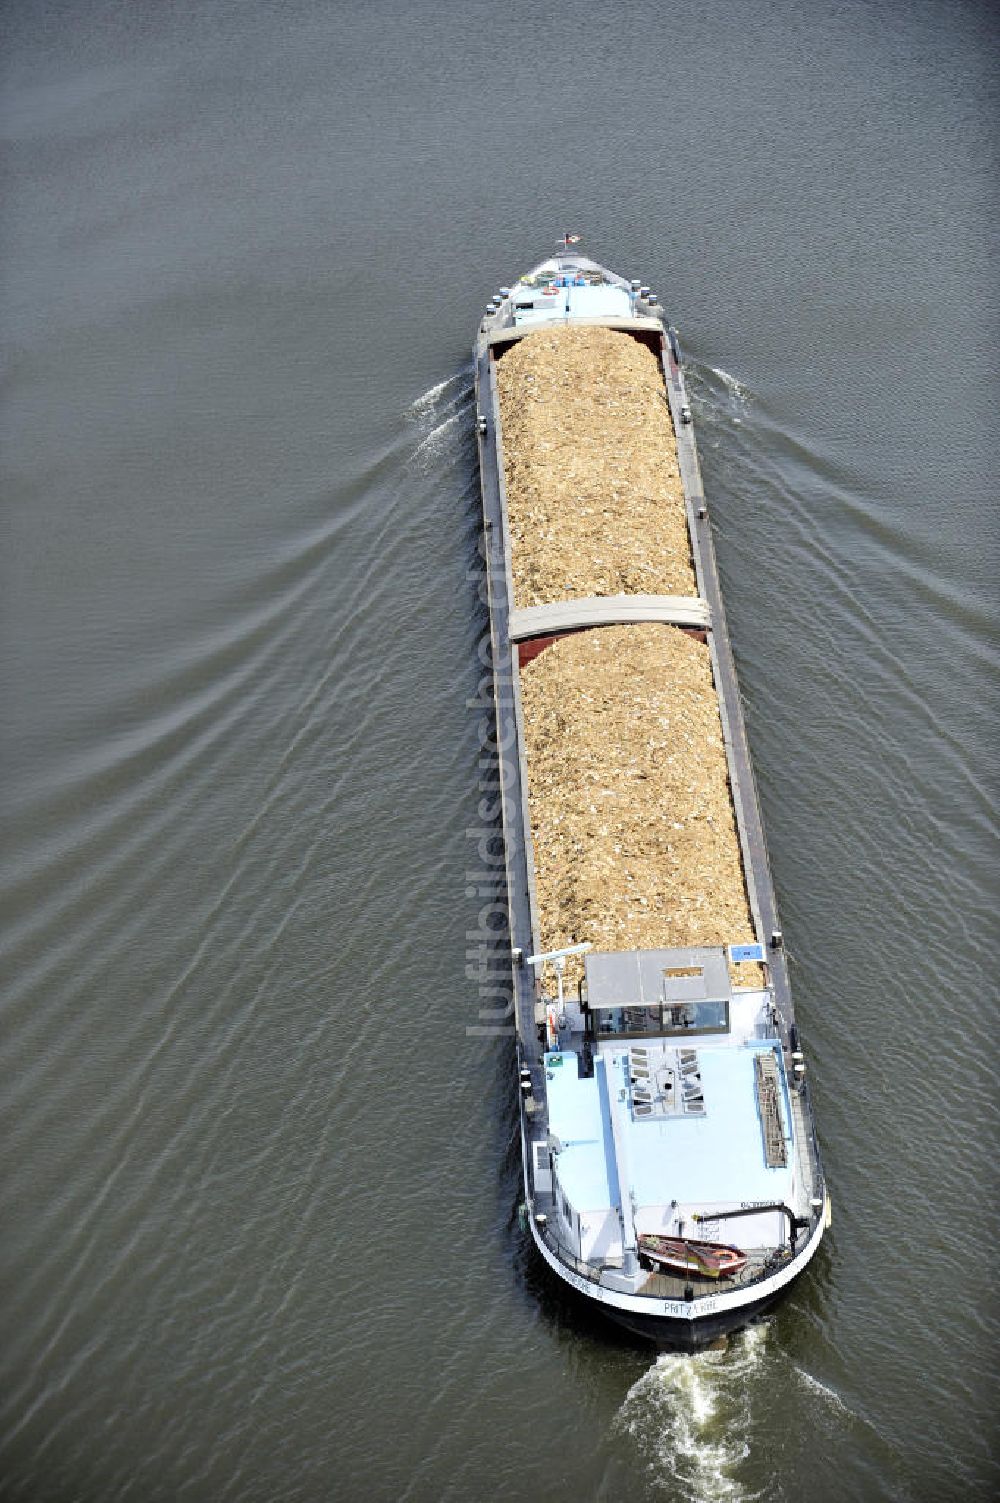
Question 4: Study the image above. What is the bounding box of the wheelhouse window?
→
[592,997,730,1038]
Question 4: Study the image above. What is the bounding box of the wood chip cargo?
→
[496,325,760,993]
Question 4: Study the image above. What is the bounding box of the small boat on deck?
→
[638,1235,748,1281]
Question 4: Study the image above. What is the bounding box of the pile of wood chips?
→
[496,325,697,608]
[519,620,763,998]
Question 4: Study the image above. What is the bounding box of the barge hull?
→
[473,267,826,1344]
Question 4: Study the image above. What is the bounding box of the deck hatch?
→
[586,949,733,1039]
[585,947,731,1007]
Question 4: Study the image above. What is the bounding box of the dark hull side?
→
[602,1288,785,1349]
[526,1233,789,1350]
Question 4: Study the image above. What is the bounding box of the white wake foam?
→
[615,1323,770,1502]
[407,367,472,426]
[792,1365,852,1417]
[408,373,461,416]
[410,411,463,468]
[707,364,751,409]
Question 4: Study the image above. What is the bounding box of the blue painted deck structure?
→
[546,1042,795,1218]
[543,1053,620,1214]
[510,276,632,325]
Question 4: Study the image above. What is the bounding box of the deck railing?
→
[536,1210,822,1305]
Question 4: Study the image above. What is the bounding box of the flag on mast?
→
[562,231,582,247]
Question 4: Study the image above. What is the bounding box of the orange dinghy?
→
[638,1235,748,1280]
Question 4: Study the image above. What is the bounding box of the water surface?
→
[2,2,997,1499]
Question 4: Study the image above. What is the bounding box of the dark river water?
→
[2,2,997,1500]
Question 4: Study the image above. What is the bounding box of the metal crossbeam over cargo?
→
[508,593,711,640]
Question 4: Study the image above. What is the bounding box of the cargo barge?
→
[473,242,829,1346]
